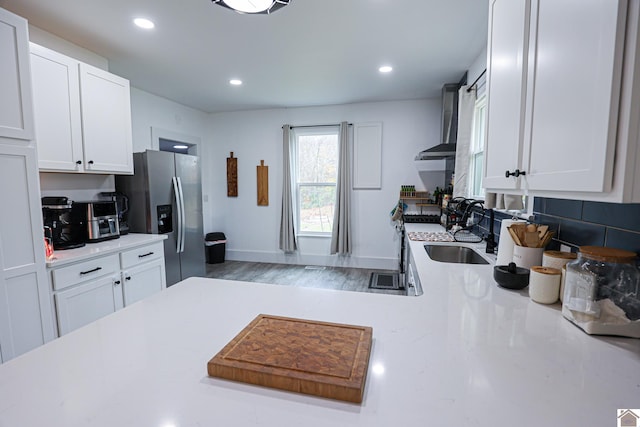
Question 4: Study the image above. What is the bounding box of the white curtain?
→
[330,122,352,255]
[279,125,297,252]
[453,85,476,198]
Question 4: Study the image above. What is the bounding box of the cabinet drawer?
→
[51,254,119,291]
[120,242,164,269]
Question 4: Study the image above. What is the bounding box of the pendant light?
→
[212,0,291,14]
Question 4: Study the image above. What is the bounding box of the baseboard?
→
[225,249,398,271]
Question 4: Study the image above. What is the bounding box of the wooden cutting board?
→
[207,314,373,403]
[226,152,238,197]
[257,160,268,206]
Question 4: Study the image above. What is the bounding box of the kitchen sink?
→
[424,244,490,265]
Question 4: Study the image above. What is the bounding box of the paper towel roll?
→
[495,219,527,266]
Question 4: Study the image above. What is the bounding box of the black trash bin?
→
[205,232,226,264]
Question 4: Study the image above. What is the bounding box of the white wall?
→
[204,99,442,270]
[129,88,209,154]
[468,46,487,96]
[28,26,108,70]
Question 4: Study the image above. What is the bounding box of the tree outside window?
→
[294,128,338,235]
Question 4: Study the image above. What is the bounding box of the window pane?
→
[298,134,338,183]
[472,152,484,197]
[299,185,335,233]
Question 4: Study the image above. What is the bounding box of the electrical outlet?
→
[560,244,571,252]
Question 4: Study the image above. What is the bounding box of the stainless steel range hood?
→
[416,83,460,161]
[415,143,457,160]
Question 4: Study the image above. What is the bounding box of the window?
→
[469,95,487,199]
[293,128,339,235]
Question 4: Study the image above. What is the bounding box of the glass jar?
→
[562,246,640,338]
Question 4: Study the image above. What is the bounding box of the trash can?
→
[205,232,226,264]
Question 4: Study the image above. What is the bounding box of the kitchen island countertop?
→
[1,225,638,426]
[46,233,168,268]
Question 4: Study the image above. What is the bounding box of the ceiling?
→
[1,0,489,114]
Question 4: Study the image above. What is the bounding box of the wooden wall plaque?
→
[227,152,237,197]
[207,314,373,403]
[257,160,268,206]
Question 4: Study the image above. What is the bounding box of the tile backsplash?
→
[475,197,640,256]
[532,197,640,255]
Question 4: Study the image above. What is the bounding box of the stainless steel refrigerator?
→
[116,150,205,286]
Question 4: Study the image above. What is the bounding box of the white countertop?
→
[46,233,168,268]
[1,226,638,426]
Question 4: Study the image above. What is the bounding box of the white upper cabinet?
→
[30,43,133,174]
[30,44,83,171]
[0,9,34,141]
[483,0,531,191]
[79,63,133,173]
[484,0,640,202]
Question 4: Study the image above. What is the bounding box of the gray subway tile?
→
[558,219,606,247]
[583,202,640,233]
[605,228,640,256]
[545,198,583,220]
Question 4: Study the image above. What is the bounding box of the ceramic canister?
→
[542,250,577,270]
[512,245,544,269]
[529,266,562,304]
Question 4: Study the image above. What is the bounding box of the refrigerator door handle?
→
[172,176,183,254]
[176,176,186,253]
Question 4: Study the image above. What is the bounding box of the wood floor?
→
[205,261,404,295]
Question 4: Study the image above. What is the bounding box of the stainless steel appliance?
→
[116,150,205,286]
[41,196,85,250]
[71,201,120,242]
[99,192,130,235]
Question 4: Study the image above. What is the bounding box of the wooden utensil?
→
[508,226,523,246]
[537,225,549,238]
[524,231,540,247]
[510,223,527,246]
[540,230,555,247]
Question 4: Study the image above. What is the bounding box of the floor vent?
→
[304,266,326,270]
[368,272,402,290]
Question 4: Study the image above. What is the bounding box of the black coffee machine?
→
[100,192,130,235]
[41,197,85,250]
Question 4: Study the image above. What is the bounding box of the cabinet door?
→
[122,259,165,306]
[0,9,34,141]
[55,275,122,336]
[523,0,627,192]
[30,44,84,172]
[483,0,531,190]
[79,63,133,174]
[0,143,56,360]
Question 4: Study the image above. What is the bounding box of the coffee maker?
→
[99,192,130,235]
[41,197,85,250]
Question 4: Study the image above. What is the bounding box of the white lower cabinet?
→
[50,241,166,336]
[122,259,165,306]
[55,275,122,336]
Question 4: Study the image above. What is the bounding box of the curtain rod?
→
[466,69,487,92]
[283,123,353,129]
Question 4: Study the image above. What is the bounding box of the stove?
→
[402,214,440,224]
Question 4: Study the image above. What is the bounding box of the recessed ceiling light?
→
[379,66,393,73]
[173,145,188,149]
[229,79,243,86]
[134,18,155,29]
